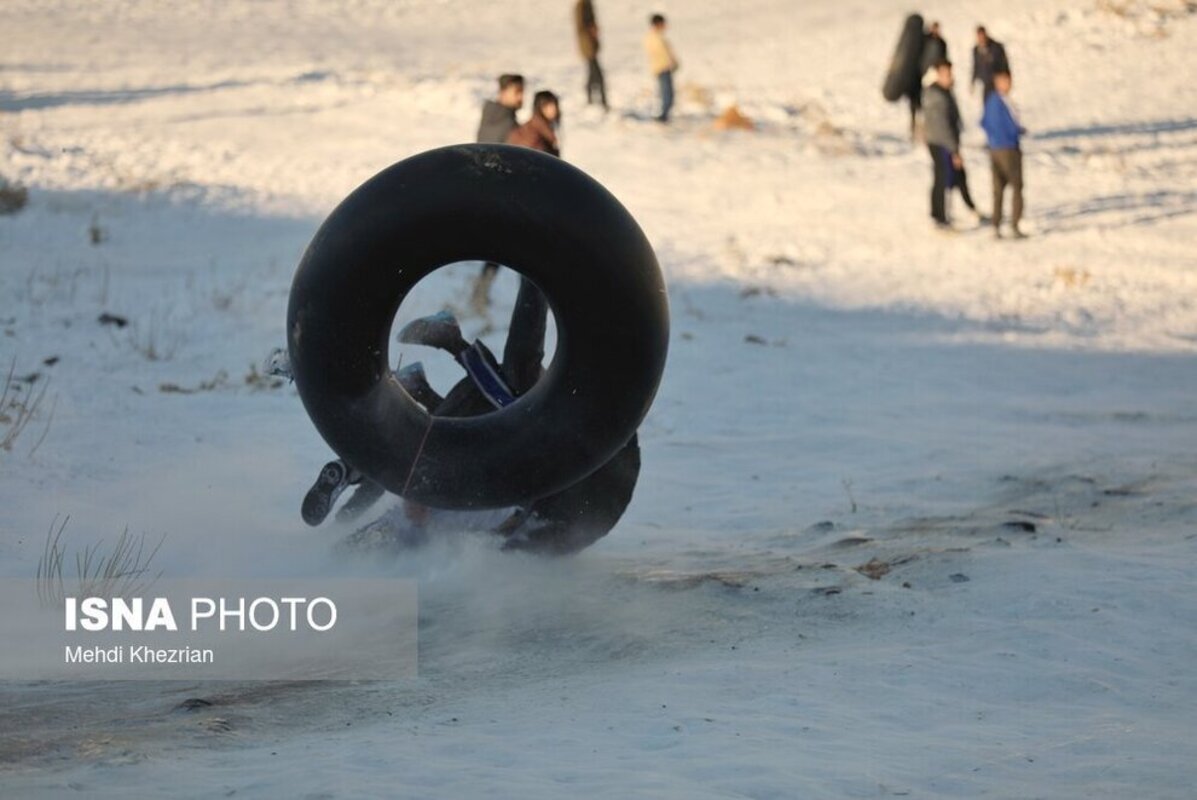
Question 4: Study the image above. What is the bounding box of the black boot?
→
[397,310,468,357]
[301,460,355,526]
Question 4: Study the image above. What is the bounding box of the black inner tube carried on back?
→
[882,13,925,103]
[287,144,669,510]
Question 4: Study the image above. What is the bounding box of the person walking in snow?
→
[644,13,678,123]
[471,73,526,312]
[971,26,1010,101]
[920,21,949,76]
[923,59,983,229]
[575,0,608,110]
[981,69,1027,239]
[508,90,562,156]
[904,20,949,140]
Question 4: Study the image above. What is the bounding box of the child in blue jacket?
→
[981,69,1026,238]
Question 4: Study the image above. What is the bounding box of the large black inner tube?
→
[882,13,925,103]
[287,144,669,510]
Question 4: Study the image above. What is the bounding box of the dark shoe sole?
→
[301,461,349,526]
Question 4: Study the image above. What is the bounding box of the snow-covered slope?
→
[2,1,1196,797]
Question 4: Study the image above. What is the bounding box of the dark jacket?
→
[923,83,962,151]
[920,33,948,75]
[476,100,518,144]
[972,40,1009,91]
[575,0,599,60]
[507,115,560,157]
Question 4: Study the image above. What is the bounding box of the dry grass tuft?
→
[0,358,56,456]
[36,515,166,607]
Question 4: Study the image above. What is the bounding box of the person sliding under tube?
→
[296,101,640,554]
[297,289,640,555]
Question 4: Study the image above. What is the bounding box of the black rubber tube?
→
[287,144,669,509]
[882,13,925,103]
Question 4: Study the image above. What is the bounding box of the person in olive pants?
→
[980,69,1026,238]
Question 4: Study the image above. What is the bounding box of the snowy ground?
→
[2,0,1197,797]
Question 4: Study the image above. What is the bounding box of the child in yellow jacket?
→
[644,14,678,122]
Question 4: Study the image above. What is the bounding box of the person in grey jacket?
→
[922,59,981,228]
[471,74,525,311]
[476,73,524,143]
